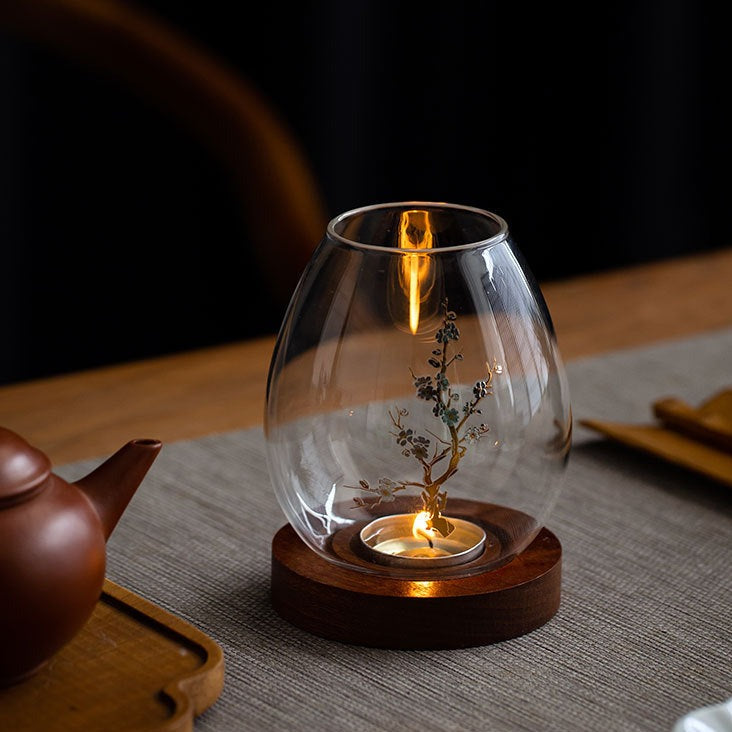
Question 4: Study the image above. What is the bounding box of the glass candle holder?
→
[265,202,571,587]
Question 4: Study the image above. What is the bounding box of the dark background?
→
[1,1,729,385]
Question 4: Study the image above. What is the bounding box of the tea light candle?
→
[358,512,486,568]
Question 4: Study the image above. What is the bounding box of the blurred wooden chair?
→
[0,0,328,309]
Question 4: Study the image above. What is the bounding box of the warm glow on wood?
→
[398,210,435,334]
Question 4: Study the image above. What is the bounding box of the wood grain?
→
[541,247,732,359]
[0,249,730,465]
[271,511,562,649]
[0,579,224,732]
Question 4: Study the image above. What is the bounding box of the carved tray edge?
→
[101,579,225,727]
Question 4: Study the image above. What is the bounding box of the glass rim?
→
[326,201,510,254]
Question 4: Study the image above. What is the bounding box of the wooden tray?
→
[580,389,732,489]
[0,579,224,731]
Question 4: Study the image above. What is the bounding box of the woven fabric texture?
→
[58,328,732,732]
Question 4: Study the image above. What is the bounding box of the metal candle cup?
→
[358,513,486,568]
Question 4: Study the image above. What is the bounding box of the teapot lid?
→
[0,427,52,504]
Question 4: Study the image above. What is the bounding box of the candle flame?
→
[398,210,435,334]
[412,510,435,548]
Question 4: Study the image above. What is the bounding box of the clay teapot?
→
[0,427,161,685]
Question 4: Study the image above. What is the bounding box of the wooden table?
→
[1,248,731,466]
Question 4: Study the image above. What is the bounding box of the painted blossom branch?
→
[347,299,501,538]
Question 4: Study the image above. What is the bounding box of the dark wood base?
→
[271,507,562,649]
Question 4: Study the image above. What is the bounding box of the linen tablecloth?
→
[58,328,732,732]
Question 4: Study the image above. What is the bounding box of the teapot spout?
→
[75,439,162,539]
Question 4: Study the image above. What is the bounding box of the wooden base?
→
[271,511,562,649]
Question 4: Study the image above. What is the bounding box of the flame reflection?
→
[398,209,435,334]
[406,580,438,598]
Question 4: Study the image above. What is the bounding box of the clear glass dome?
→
[265,202,571,578]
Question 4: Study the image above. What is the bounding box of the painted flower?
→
[441,407,460,427]
[466,424,490,443]
[414,375,436,401]
[396,428,413,446]
[473,380,489,399]
[377,477,399,502]
[411,435,430,460]
[435,321,459,343]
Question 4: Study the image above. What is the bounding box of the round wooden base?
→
[271,508,561,649]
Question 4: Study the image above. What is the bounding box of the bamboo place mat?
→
[54,328,732,732]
